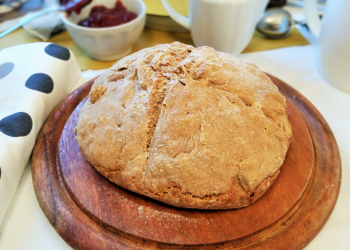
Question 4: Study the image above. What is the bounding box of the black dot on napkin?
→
[0,62,15,80]
[25,73,54,94]
[45,44,70,61]
[0,112,33,137]
[0,167,1,179]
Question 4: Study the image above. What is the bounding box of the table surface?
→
[0,1,309,70]
[0,26,308,71]
[1,3,350,250]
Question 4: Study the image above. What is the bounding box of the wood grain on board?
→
[32,74,341,249]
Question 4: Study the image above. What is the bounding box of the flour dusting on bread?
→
[75,42,292,209]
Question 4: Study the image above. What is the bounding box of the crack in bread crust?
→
[75,42,292,209]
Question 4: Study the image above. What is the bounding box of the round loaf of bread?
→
[75,42,292,209]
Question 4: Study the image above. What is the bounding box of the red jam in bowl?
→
[77,0,137,28]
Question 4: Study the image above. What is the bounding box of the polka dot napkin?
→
[0,43,81,224]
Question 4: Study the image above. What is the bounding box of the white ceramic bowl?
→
[62,0,146,61]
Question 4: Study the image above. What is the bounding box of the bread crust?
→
[75,42,292,209]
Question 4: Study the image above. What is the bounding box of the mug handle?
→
[304,0,322,39]
[160,0,190,29]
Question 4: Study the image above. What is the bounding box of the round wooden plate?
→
[32,74,341,249]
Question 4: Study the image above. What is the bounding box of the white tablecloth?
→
[0,45,349,249]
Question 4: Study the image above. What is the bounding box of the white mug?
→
[304,0,350,93]
[161,0,269,55]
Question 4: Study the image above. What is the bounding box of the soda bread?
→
[75,42,292,209]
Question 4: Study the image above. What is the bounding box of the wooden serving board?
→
[32,74,341,249]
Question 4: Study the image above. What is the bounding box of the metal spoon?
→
[0,6,65,39]
[0,0,91,39]
[256,8,295,39]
